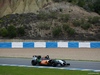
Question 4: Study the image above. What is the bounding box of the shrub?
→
[77,0,85,7]
[67,0,72,2]
[84,2,94,11]
[52,26,62,37]
[7,25,17,38]
[81,22,91,30]
[17,27,25,36]
[73,20,81,27]
[93,0,100,14]
[88,16,100,24]
[60,14,69,22]
[67,28,75,35]
[37,11,57,20]
[0,19,3,23]
[0,28,8,37]
[73,18,91,30]
[53,0,63,2]
[62,23,75,35]
[37,12,49,20]
[72,0,78,4]
[62,23,70,31]
[49,12,57,19]
[38,23,51,30]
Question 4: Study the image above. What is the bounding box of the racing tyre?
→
[52,62,57,67]
[31,60,37,65]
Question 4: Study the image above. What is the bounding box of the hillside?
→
[0,0,100,41]
[0,0,52,17]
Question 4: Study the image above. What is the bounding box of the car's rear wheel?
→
[31,60,37,65]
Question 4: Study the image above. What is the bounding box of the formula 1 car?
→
[31,55,70,67]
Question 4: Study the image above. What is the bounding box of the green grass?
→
[0,66,100,75]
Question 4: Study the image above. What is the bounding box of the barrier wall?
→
[0,42,100,48]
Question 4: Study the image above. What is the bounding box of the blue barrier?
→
[68,42,79,48]
[23,42,34,48]
[46,42,57,48]
[0,42,100,48]
[90,42,100,48]
[0,42,11,48]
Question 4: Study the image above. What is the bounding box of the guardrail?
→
[0,42,100,48]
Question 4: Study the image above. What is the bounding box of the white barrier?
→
[0,42,100,48]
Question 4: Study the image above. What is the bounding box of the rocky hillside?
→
[0,0,52,17]
[0,0,100,41]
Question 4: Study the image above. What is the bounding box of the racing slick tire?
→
[31,60,37,65]
[52,62,57,67]
[49,59,58,67]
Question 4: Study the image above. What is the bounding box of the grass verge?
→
[0,66,100,75]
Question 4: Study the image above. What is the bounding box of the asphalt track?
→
[0,58,100,72]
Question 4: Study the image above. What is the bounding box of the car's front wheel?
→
[66,63,70,66]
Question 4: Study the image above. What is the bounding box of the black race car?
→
[31,55,70,67]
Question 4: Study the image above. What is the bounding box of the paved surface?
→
[0,48,100,72]
[0,58,100,70]
[0,48,100,61]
